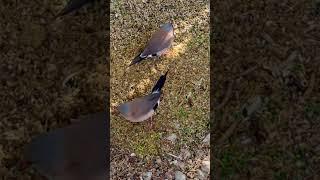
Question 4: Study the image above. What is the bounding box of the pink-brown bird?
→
[130,23,174,66]
[24,112,108,180]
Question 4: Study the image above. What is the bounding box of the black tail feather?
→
[151,70,169,93]
[55,0,94,18]
[130,54,145,66]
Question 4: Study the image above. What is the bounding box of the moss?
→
[217,148,252,179]
[132,132,162,156]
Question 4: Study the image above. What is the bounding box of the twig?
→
[166,153,182,160]
[217,117,249,144]
[235,65,258,78]
[304,72,315,98]
[216,80,233,110]
[62,70,83,88]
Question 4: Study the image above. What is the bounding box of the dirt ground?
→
[2,0,319,179]
[1,0,210,179]
[213,0,320,179]
[0,0,107,179]
[110,0,210,179]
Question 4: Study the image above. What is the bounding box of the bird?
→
[118,70,169,126]
[55,0,96,18]
[24,112,108,180]
[130,23,174,66]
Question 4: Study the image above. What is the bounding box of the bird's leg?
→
[154,55,161,61]
[148,115,153,130]
[151,115,154,129]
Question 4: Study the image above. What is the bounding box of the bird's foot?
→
[148,116,155,130]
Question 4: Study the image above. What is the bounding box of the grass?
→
[212,1,320,178]
[133,132,163,156]
[110,0,209,157]
[1,0,107,178]
[217,148,252,179]
[176,107,188,119]
[273,171,288,180]
[304,102,320,120]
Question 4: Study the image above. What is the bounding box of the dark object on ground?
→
[24,112,108,180]
[56,0,96,18]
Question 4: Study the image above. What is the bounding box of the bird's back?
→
[118,93,161,122]
[24,112,108,179]
[141,23,174,57]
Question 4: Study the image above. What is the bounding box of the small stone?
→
[196,150,205,157]
[241,137,252,145]
[165,171,173,179]
[177,161,185,170]
[201,160,210,173]
[202,133,210,144]
[242,96,263,117]
[197,169,207,180]
[156,158,162,164]
[130,153,136,157]
[181,149,191,160]
[174,123,180,129]
[174,171,186,180]
[166,134,177,143]
[171,160,178,165]
[143,171,152,180]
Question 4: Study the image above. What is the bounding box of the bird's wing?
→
[141,27,174,57]
[24,112,107,178]
[56,0,94,17]
[118,93,161,121]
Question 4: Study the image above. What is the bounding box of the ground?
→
[213,0,320,179]
[3,0,318,179]
[1,0,210,179]
[1,0,107,179]
[110,0,210,179]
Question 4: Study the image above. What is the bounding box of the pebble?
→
[165,171,173,179]
[143,171,152,180]
[174,123,180,129]
[171,160,178,165]
[195,150,205,157]
[243,96,263,117]
[177,161,185,170]
[201,160,210,173]
[197,169,207,180]
[174,171,186,180]
[202,133,210,145]
[181,149,191,160]
[240,137,252,145]
[166,134,177,143]
[156,158,162,164]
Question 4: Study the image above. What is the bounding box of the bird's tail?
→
[54,0,93,19]
[129,54,145,66]
[151,70,169,93]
